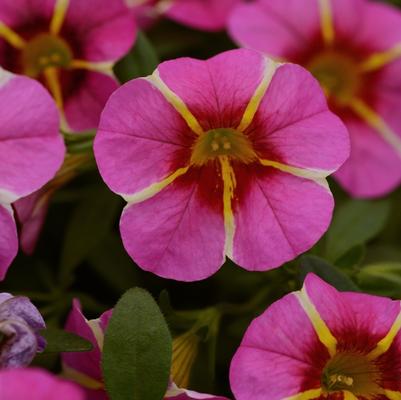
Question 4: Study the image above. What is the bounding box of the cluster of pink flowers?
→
[1,0,401,399]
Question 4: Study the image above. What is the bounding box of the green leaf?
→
[114,31,159,83]
[325,199,390,262]
[59,184,121,280]
[41,327,93,353]
[102,288,172,400]
[335,244,366,270]
[88,233,140,293]
[299,255,359,291]
[358,262,401,297]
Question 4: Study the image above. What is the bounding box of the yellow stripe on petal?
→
[384,390,401,400]
[282,388,323,400]
[123,166,190,204]
[70,59,115,77]
[237,58,279,132]
[146,71,204,136]
[259,158,332,191]
[360,44,401,72]
[295,287,337,357]
[62,363,104,390]
[368,303,401,360]
[0,22,26,49]
[350,98,401,158]
[87,318,105,351]
[318,0,335,45]
[50,0,70,35]
[219,156,236,259]
[343,391,359,400]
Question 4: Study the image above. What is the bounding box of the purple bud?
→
[0,294,46,368]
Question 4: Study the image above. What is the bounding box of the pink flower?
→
[0,68,64,279]
[127,0,239,32]
[62,300,228,400]
[0,0,136,132]
[0,368,85,400]
[230,274,401,400]
[229,0,401,198]
[94,49,349,282]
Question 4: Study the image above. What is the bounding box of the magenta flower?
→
[0,0,136,132]
[94,49,349,282]
[230,274,401,400]
[0,293,46,368]
[0,68,64,279]
[229,0,401,198]
[62,300,228,400]
[0,368,85,400]
[127,0,239,32]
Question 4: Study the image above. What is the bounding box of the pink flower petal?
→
[64,71,119,133]
[247,64,349,171]
[62,299,102,381]
[228,0,320,59]
[95,78,194,197]
[354,1,401,51]
[0,0,53,26]
[304,274,401,353]
[232,167,334,271]
[334,117,401,198]
[0,72,64,200]
[63,0,136,62]
[166,0,239,32]
[165,383,228,400]
[120,170,225,282]
[14,189,51,254]
[230,291,328,400]
[0,205,17,280]
[157,49,269,131]
[0,368,84,400]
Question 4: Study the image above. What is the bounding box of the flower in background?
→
[0,293,46,368]
[230,274,401,399]
[127,0,239,32]
[62,300,228,400]
[0,68,64,279]
[1,368,84,400]
[95,49,349,282]
[229,0,401,198]
[0,0,136,132]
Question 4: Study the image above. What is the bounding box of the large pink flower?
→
[94,49,349,282]
[0,68,64,279]
[230,274,401,400]
[0,0,136,132]
[0,368,85,400]
[62,300,228,400]
[127,0,239,31]
[229,0,401,198]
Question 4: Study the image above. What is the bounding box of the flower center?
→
[322,352,381,397]
[308,51,362,106]
[190,128,257,166]
[21,33,73,78]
